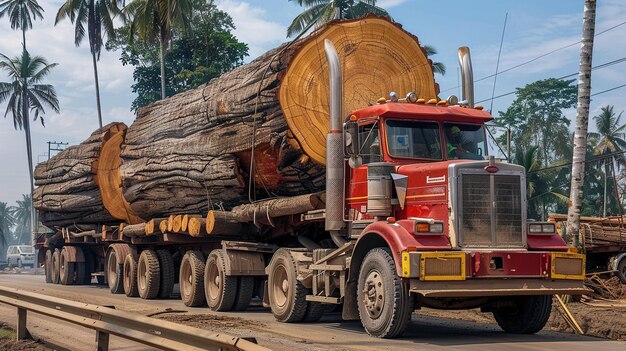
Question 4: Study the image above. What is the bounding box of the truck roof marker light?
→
[437,100,448,106]
[377,97,387,104]
[416,98,426,104]
[389,91,399,102]
[475,105,484,110]
[386,217,396,223]
[426,98,437,104]
[349,115,357,122]
[406,92,417,103]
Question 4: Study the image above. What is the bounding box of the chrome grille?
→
[460,173,523,247]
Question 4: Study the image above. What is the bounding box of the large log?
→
[115,16,438,219]
[33,123,127,227]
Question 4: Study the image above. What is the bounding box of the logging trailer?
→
[35,38,587,338]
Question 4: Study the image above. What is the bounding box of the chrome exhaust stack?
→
[457,47,475,108]
[323,39,347,246]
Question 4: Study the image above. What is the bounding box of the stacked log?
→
[33,123,127,227]
[34,16,439,228]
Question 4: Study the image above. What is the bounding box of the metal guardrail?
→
[0,285,270,351]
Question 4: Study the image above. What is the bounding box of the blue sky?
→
[1,0,625,204]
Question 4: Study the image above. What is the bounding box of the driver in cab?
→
[446,125,483,160]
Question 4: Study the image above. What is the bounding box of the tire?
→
[617,258,626,284]
[357,248,412,338]
[106,249,124,294]
[123,254,139,297]
[96,275,105,285]
[267,249,308,323]
[492,295,552,334]
[51,249,61,284]
[138,250,160,299]
[59,248,75,285]
[233,276,255,311]
[75,261,86,285]
[179,250,206,307]
[205,250,237,311]
[17,259,22,268]
[303,302,325,322]
[156,250,175,299]
[81,249,94,285]
[44,250,52,283]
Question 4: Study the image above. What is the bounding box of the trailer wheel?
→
[617,259,626,284]
[51,248,61,284]
[180,250,206,307]
[267,249,308,322]
[492,295,552,334]
[157,250,175,299]
[205,250,237,311]
[357,248,411,338]
[233,277,255,311]
[106,249,124,294]
[302,301,325,322]
[44,249,52,283]
[123,254,139,297]
[81,248,94,285]
[59,248,75,285]
[138,250,161,299]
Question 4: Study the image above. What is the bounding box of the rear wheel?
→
[492,295,552,334]
[51,249,61,284]
[59,248,75,285]
[617,258,626,284]
[267,249,308,322]
[233,276,255,311]
[180,250,206,307]
[138,250,160,299]
[44,250,52,283]
[106,249,124,294]
[123,254,139,297]
[357,248,411,338]
[156,250,175,299]
[205,250,237,311]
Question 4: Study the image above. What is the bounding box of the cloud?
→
[215,0,287,59]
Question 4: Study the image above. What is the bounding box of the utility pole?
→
[47,141,68,160]
[566,0,597,246]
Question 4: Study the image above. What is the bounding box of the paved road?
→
[0,274,624,351]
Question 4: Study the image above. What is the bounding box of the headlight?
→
[528,222,555,235]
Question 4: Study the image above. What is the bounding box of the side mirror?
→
[344,120,362,168]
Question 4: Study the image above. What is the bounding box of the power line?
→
[527,149,626,174]
[442,20,626,93]
[591,83,626,97]
[475,56,626,104]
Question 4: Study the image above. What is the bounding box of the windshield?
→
[444,123,486,160]
[18,246,34,254]
[385,120,441,160]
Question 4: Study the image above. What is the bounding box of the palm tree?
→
[9,195,32,244]
[0,49,59,239]
[422,45,446,76]
[588,105,626,216]
[0,0,44,50]
[123,0,192,99]
[55,0,118,129]
[287,0,389,38]
[0,202,15,247]
[566,0,596,243]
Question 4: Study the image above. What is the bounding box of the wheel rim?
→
[181,260,192,298]
[60,253,67,278]
[207,259,221,300]
[124,259,131,289]
[107,252,118,287]
[362,269,385,319]
[138,258,147,291]
[272,264,289,308]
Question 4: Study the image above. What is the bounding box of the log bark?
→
[206,210,242,235]
[230,193,323,222]
[122,223,146,237]
[33,123,126,227]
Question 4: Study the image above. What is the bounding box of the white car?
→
[6,245,35,268]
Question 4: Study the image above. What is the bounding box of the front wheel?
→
[616,259,626,284]
[492,295,552,334]
[357,248,412,338]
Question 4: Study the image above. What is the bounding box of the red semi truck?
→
[36,41,586,338]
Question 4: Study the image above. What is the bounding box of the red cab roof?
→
[350,102,494,124]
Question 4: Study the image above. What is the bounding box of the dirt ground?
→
[0,323,50,351]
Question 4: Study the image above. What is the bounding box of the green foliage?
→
[108,0,248,111]
[496,78,577,165]
[0,0,43,38]
[0,48,59,129]
[0,202,15,247]
[286,0,389,38]
[9,194,31,244]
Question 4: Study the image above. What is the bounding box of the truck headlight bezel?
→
[528,222,555,235]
